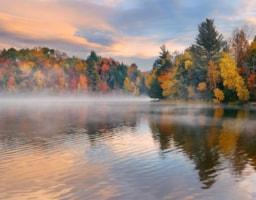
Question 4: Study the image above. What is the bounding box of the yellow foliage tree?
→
[197,82,207,92]
[214,88,224,102]
[145,73,154,89]
[207,60,220,89]
[219,53,249,102]
[145,68,157,89]
[236,76,249,101]
[124,77,135,93]
[157,69,177,97]
[175,50,193,70]
[184,60,193,70]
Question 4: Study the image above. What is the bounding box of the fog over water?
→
[0,94,152,104]
[1,95,256,200]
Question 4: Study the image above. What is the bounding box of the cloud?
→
[0,0,255,69]
[109,36,186,58]
[89,0,124,7]
[75,29,115,46]
[0,0,116,57]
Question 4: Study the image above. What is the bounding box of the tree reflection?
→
[2,102,256,193]
[149,105,256,189]
[0,103,141,148]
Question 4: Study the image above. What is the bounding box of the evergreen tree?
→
[114,63,127,89]
[86,51,100,91]
[86,51,100,63]
[153,45,173,74]
[194,18,225,63]
[148,78,163,99]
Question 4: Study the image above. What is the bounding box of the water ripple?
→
[1,103,256,199]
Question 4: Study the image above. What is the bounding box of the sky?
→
[0,0,256,70]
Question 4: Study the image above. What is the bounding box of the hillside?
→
[0,48,147,95]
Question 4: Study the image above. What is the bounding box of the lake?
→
[1,99,256,200]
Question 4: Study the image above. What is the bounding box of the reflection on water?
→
[1,102,256,199]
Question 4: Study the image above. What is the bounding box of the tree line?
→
[0,18,256,102]
[147,18,256,103]
[0,48,147,95]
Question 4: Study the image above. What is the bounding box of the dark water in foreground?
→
[1,101,256,200]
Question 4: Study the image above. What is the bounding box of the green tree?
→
[1,48,18,60]
[86,51,100,91]
[194,18,225,63]
[153,45,173,74]
[148,78,163,99]
[115,63,127,89]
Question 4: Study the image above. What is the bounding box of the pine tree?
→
[86,51,100,91]
[148,78,163,99]
[195,18,225,63]
[153,45,173,74]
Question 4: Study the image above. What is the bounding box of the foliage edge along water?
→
[1,18,256,104]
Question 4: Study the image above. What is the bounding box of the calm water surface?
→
[1,100,256,200]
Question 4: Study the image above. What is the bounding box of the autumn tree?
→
[247,36,256,70]
[175,50,199,98]
[207,60,220,90]
[0,47,148,95]
[150,46,177,98]
[157,70,177,97]
[230,28,249,68]
[219,53,249,102]
[213,88,224,103]
[124,77,135,93]
[244,36,256,100]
